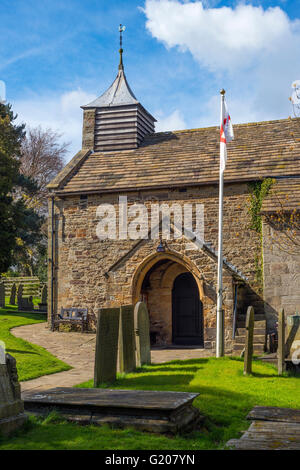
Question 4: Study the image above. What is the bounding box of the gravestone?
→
[118,305,136,374]
[17,283,23,308]
[134,301,151,367]
[94,308,120,386]
[39,285,48,312]
[0,348,27,436]
[286,314,300,364]
[18,296,34,311]
[41,284,47,304]
[0,282,5,308]
[277,308,285,375]
[10,282,16,306]
[17,282,34,311]
[243,306,254,375]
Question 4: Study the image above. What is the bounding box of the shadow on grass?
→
[149,358,210,367]
[1,305,17,311]
[6,348,40,356]
[113,373,194,388]
[251,371,280,378]
[1,310,46,322]
[228,356,244,363]
[142,365,202,373]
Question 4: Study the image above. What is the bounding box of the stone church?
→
[47,49,300,353]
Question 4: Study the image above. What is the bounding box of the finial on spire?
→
[119,24,126,71]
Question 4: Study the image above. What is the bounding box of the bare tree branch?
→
[19,126,69,211]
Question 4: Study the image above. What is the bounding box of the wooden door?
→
[172,272,203,346]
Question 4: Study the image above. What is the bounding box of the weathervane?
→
[119,24,126,70]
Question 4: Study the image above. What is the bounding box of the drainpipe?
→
[50,196,55,331]
[232,283,238,339]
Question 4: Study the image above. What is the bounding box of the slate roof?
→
[48,117,300,195]
[261,177,300,212]
[81,68,139,109]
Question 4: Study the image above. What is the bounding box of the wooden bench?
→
[54,308,88,333]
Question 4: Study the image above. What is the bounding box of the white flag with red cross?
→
[220,99,234,171]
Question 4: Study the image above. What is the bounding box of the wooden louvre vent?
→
[81,65,156,152]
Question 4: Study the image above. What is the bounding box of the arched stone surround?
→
[131,250,204,345]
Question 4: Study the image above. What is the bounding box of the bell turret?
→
[81,25,156,152]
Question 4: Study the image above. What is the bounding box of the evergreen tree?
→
[0,102,43,273]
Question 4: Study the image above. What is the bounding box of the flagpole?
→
[216,88,225,357]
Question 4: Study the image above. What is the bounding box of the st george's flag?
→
[220,99,234,171]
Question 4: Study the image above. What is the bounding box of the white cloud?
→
[144,1,299,72]
[144,0,300,123]
[155,109,187,131]
[13,89,96,161]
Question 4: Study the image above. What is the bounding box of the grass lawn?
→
[1,356,299,450]
[0,305,71,381]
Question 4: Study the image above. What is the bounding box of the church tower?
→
[81,25,156,152]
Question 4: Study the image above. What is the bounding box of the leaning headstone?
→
[134,301,151,367]
[277,308,285,376]
[94,308,120,386]
[0,282,5,308]
[10,282,16,305]
[118,305,136,374]
[243,306,254,375]
[0,349,27,436]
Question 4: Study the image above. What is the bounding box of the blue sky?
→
[1,0,299,159]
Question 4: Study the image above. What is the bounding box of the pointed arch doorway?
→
[131,251,204,346]
[172,272,204,346]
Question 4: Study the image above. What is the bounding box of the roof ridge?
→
[151,117,300,136]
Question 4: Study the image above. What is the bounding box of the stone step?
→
[238,314,266,321]
[237,320,266,329]
[233,343,265,354]
[235,335,266,345]
[236,328,266,336]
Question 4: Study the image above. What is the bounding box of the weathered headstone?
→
[27,295,34,310]
[41,284,47,304]
[118,305,136,374]
[9,282,16,305]
[134,301,151,367]
[0,349,27,436]
[38,284,48,312]
[0,282,5,308]
[17,283,23,310]
[17,282,34,311]
[277,308,285,375]
[94,307,120,386]
[243,306,254,375]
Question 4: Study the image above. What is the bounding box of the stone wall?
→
[82,109,95,149]
[48,182,263,349]
[263,220,300,331]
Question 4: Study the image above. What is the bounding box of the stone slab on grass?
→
[22,387,203,434]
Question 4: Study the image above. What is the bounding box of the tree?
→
[0,103,44,273]
[19,127,68,212]
[263,198,300,255]
[0,103,25,272]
